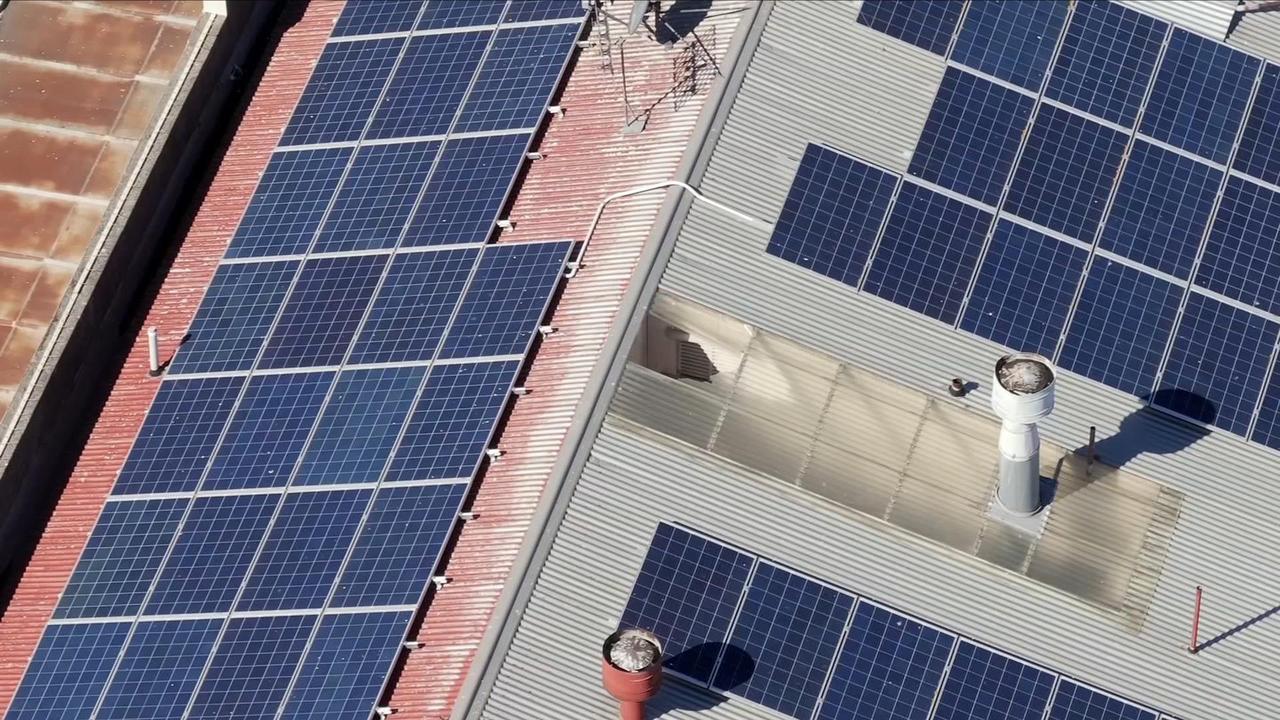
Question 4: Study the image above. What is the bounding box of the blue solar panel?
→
[455,23,578,133]
[186,614,315,720]
[203,371,334,491]
[238,489,372,612]
[1047,679,1158,720]
[766,144,898,287]
[332,481,467,607]
[1155,293,1277,434]
[5,622,130,720]
[225,148,353,259]
[856,0,962,55]
[419,0,505,29]
[1252,358,1280,450]
[1098,140,1222,279]
[113,377,244,496]
[280,38,404,147]
[505,0,584,23]
[908,67,1034,205]
[863,182,993,324]
[1196,176,1280,316]
[293,366,427,486]
[385,359,519,482]
[951,0,1068,90]
[54,499,186,620]
[959,219,1086,357]
[1005,103,1127,240]
[367,31,489,140]
[815,602,954,720]
[278,611,413,720]
[403,133,531,247]
[349,248,478,364]
[1045,1,1167,127]
[713,563,853,718]
[96,619,221,720]
[259,254,386,370]
[1140,29,1259,164]
[145,493,277,615]
[618,524,754,684]
[1058,258,1182,396]
[313,140,441,253]
[332,0,423,36]
[440,241,570,358]
[1235,64,1280,186]
[932,641,1056,720]
[170,261,299,375]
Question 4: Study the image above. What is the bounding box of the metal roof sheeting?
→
[1119,0,1238,40]
[1228,7,1280,63]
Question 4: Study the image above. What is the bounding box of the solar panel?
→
[1058,258,1182,396]
[418,0,505,30]
[815,601,954,720]
[278,611,414,720]
[280,38,404,147]
[259,254,387,370]
[349,248,478,364]
[367,31,490,140]
[856,0,963,55]
[908,67,1035,206]
[1235,64,1280,186]
[455,23,579,133]
[1005,103,1127,241]
[313,140,441,254]
[225,148,353,259]
[504,0,584,23]
[170,261,300,375]
[1251,360,1280,449]
[403,132,532,247]
[932,641,1056,720]
[1047,679,1158,720]
[951,0,1068,91]
[1195,175,1280,316]
[96,619,221,720]
[863,182,994,324]
[619,524,754,684]
[766,144,898,287]
[332,0,423,37]
[960,219,1086,357]
[1044,1,1166,127]
[5,622,130,720]
[1098,140,1222,279]
[1155,293,1278,434]
[186,614,315,720]
[713,562,854,719]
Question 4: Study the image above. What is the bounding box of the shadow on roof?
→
[649,642,753,716]
[1078,388,1216,472]
[656,0,712,44]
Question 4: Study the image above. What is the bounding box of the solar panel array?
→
[6,1,583,718]
[768,0,1280,450]
[621,523,1181,720]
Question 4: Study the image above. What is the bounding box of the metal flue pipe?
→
[991,353,1056,516]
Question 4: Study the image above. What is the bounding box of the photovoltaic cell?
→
[1045,0,1167,127]
[96,619,221,720]
[313,140,441,253]
[856,0,963,55]
[1098,140,1222,279]
[505,0,583,23]
[951,0,1068,90]
[863,182,994,325]
[367,31,489,140]
[203,371,335,491]
[815,602,954,720]
[112,376,245,496]
[332,0,422,37]
[259,254,387,370]
[1140,28,1259,164]
[237,489,372,612]
[170,261,300,375]
[1155,293,1278,434]
[278,611,414,720]
[403,132,530,247]
[225,148,353,259]
[349,248,478,364]
[293,366,427,486]
[385,359,519,482]
[280,38,404,147]
[1047,679,1158,720]
[54,499,186,620]
[765,144,897,287]
[145,493,278,615]
[1251,356,1280,450]
[332,481,467,607]
[959,219,1086,357]
[1235,64,1280,186]
[1196,175,1280,316]
[186,614,316,720]
[455,23,578,133]
[713,563,853,718]
[418,0,505,29]
[5,622,130,720]
[908,67,1034,205]
[1058,258,1182,396]
[440,241,570,358]
[1005,103,1127,240]
[932,641,1056,720]
[618,524,754,684]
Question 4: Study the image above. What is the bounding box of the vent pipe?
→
[602,629,662,720]
[991,353,1056,516]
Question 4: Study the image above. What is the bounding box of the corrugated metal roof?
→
[1118,0,1238,39]
[1228,7,1280,62]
